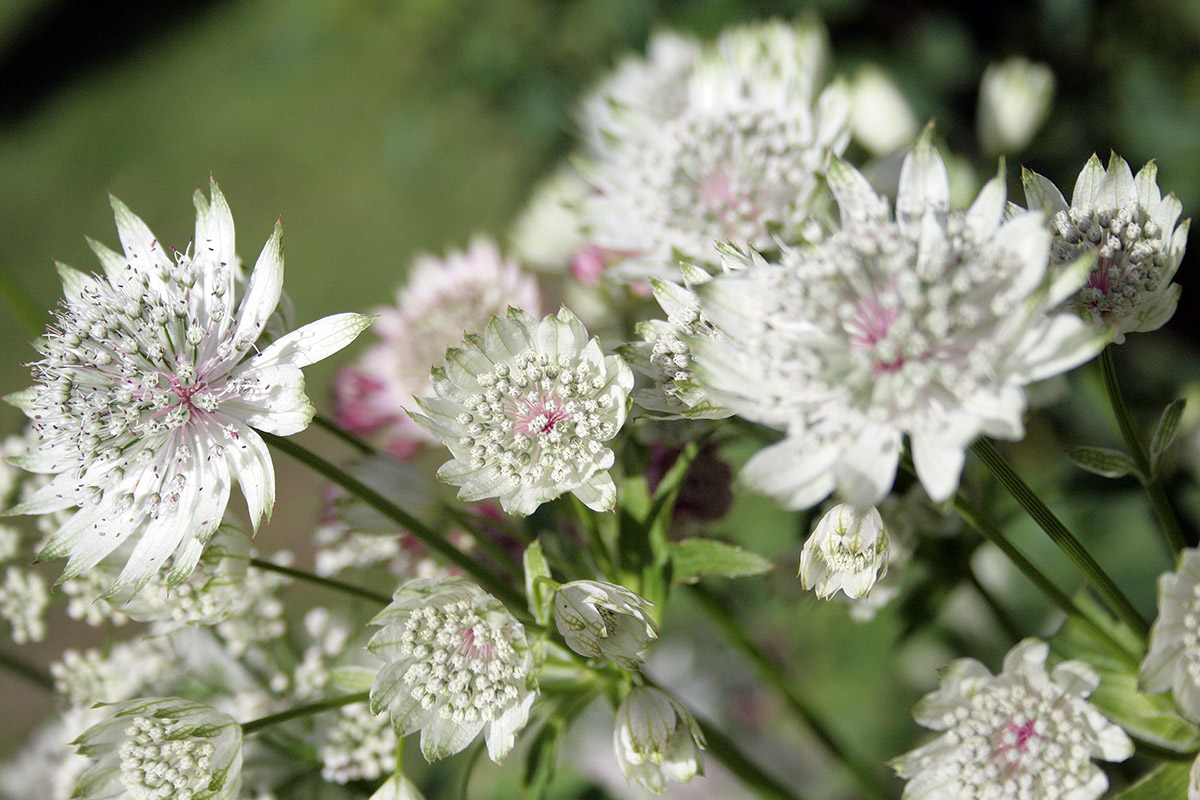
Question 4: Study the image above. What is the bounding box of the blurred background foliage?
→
[1,0,1199,795]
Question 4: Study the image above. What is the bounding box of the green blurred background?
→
[1,0,1199,795]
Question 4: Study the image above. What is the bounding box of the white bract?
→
[692,133,1108,508]
[367,578,537,763]
[554,580,658,669]
[1024,153,1189,342]
[579,18,850,283]
[800,504,889,600]
[892,639,1133,800]
[334,238,540,455]
[6,182,370,593]
[613,686,706,794]
[1140,547,1200,722]
[72,697,243,800]
[410,307,632,517]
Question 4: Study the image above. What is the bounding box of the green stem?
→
[247,557,391,605]
[971,438,1150,639]
[693,713,807,800]
[964,569,1024,644]
[261,432,530,620]
[241,690,368,735]
[0,648,53,692]
[1100,347,1187,553]
[689,585,891,800]
[312,414,378,456]
[950,492,1141,667]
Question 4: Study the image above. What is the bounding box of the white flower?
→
[410,306,632,517]
[367,577,537,762]
[620,272,733,420]
[368,773,426,800]
[318,703,396,785]
[692,132,1108,508]
[977,57,1055,156]
[508,165,592,272]
[52,638,178,708]
[334,238,540,456]
[0,566,48,643]
[72,697,243,800]
[1140,547,1200,722]
[1023,153,1189,341]
[613,686,706,794]
[579,18,850,283]
[892,639,1133,800]
[554,580,658,669]
[6,181,370,593]
[800,504,889,600]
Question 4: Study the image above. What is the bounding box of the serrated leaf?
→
[1053,593,1200,752]
[524,540,554,626]
[329,666,377,692]
[1067,445,1143,480]
[1109,762,1192,799]
[1151,398,1187,475]
[670,538,773,583]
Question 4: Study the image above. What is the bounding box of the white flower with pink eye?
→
[892,639,1132,800]
[333,237,540,456]
[692,131,1109,508]
[409,306,632,517]
[6,181,370,594]
[367,578,536,763]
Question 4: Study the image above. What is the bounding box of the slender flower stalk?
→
[245,557,391,605]
[971,438,1150,638]
[1099,347,1187,552]
[261,432,529,618]
[241,691,369,736]
[689,585,892,800]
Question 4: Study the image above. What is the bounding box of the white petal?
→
[741,436,839,511]
[221,423,275,529]
[896,130,950,237]
[1021,167,1069,214]
[230,222,285,350]
[250,312,372,370]
[222,364,314,435]
[1071,154,1105,207]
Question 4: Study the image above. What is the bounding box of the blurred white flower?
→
[6,181,370,593]
[368,578,536,762]
[693,132,1108,508]
[0,565,47,643]
[892,639,1133,800]
[579,18,850,283]
[800,504,889,600]
[72,697,244,800]
[318,703,396,785]
[1140,547,1200,722]
[1024,153,1189,342]
[410,307,632,516]
[334,238,540,456]
[848,64,919,155]
[554,580,658,669]
[614,686,706,794]
[977,57,1055,156]
[508,165,592,272]
[52,638,178,709]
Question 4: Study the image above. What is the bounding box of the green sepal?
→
[1150,398,1187,476]
[1067,445,1143,481]
[670,538,774,583]
[330,666,377,692]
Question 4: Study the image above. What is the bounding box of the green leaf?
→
[670,538,774,583]
[1067,445,1143,481]
[1109,762,1192,799]
[1150,398,1187,475]
[329,666,376,692]
[523,540,555,626]
[1053,593,1200,752]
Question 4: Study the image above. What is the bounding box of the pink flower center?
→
[847,297,906,376]
[457,626,493,662]
[513,397,573,435]
[992,717,1040,772]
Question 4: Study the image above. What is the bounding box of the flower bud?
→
[800,504,889,599]
[554,580,658,669]
[977,57,1055,156]
[848,64,919,155]
[613,687,705,794]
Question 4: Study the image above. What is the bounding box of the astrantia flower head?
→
[1140,547,1200,722]
[367,577,537,763]
[410,306,632,517]
[800,503,889,600]
[892,639,1133,800]
[613,686,706,794]
[692,130,1108,508]
[1024,153,1189,342]
[334,238,540,455]
[6,182,370,593]
[72,697,243,800]
[579,18,850,283]
[554,580,658,669]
